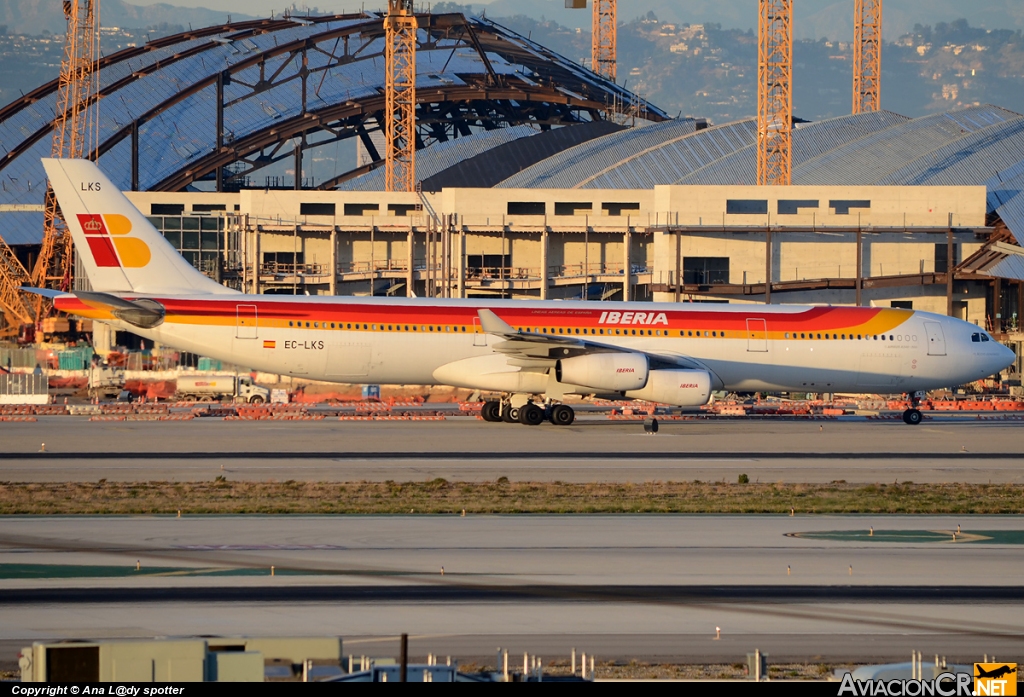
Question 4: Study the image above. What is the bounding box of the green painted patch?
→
[0,564,314,579]
[788,530,1024,544]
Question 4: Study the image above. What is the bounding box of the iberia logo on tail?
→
[77,213,151,268]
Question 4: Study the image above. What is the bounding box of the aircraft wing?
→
[476,308,705,371]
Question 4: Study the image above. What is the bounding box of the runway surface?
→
[2,515,1022,665]
[2,418,1024,482]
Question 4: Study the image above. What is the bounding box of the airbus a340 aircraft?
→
[33,159,1014,426]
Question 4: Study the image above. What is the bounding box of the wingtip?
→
[477,308,515,335]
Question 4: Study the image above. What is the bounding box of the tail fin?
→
[42,158,236,295]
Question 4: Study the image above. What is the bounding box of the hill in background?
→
[0,0,250,35]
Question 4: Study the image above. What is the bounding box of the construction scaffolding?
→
[852,0,882,114]
[756,0,793,186]
[384,0,417,193]
[591,0,616,82]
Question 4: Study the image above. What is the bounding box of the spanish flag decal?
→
[263,340,276,349]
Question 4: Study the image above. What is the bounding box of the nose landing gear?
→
[902,392,923,425]
[902,408,923,425]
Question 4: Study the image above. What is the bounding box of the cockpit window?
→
[972,333,981,342]
[981,334,990,342]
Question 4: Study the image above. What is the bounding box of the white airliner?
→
[33,158,1013,426]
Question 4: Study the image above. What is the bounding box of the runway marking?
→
[2,451,1023,461]
[788,530,1024,544]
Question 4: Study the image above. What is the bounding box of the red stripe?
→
[86,236,120,267]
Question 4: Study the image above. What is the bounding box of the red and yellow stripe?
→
[53,296,911,339]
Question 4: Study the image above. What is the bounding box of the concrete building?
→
[125,182,997,330]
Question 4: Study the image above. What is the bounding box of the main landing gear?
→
[480,399,574,426]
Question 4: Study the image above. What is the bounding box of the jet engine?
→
[555,352,648,391]
[625,369,712,406]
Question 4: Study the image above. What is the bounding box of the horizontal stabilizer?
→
[20,286,66,299]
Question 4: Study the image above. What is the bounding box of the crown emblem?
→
[83,219,102,232]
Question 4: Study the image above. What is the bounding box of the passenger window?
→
[288,321,294,327]
[305,322,310,328]
[889,335,894,341]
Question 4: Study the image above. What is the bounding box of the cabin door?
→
[746,318,768,352]
[236,304,258,339]
[924,321,946,356]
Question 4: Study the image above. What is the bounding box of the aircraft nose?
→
[996,343,1017,373]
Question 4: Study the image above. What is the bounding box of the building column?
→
[457,225,466,299]
[540,228,549,300]
[329,227,337,296]
[253,225,260,295]
[946,227,954,317]
[622,227,631,302]
[764,228,772,305]
[993,277,1003,332]
[674,229,681,303]
[407,226,415,298]
[855,229,863,307]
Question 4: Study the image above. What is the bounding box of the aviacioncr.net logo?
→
[838,672,973,696]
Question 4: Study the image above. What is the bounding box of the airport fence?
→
[0,373,48,396]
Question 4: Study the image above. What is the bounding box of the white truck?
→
[176,375,270,403]
[88,365,126,400]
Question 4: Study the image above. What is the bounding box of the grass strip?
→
[1,479,1022,515]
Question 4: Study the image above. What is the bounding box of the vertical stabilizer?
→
[41,158,237,295]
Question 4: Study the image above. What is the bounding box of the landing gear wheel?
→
[502,405,519,423]
[549,404,575,426]
[902,408,922,425]
[518,403,545,426]
[481,401,501,422]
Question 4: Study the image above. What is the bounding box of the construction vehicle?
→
[176,375,270,403]
[88,364,126,400]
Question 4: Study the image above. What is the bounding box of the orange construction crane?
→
[756,0,793,185]
[384,0,417,192]
[38,0,100,297]
[591,0,616,82]
[0,0,99,337]
[852,0,882,113]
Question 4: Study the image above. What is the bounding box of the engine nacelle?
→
[556,352,648,392]
[625,369,712,407]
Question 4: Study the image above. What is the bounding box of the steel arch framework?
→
[0,11,667,215]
